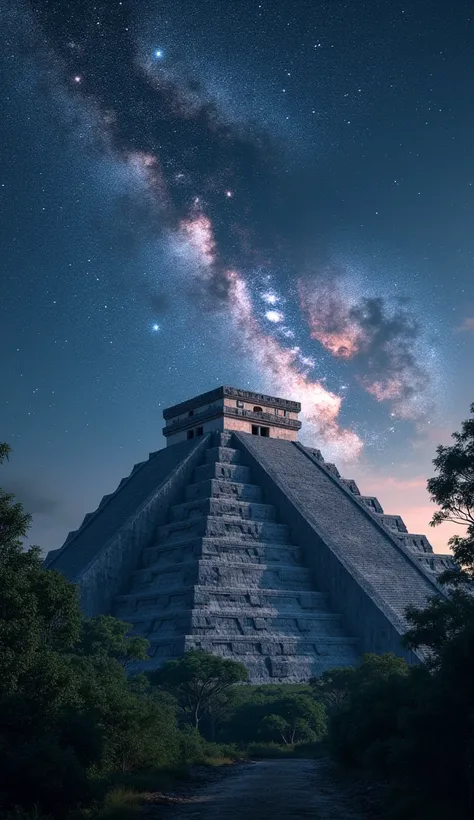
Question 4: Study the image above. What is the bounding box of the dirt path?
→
[147,758,381,819]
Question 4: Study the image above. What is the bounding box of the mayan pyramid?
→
[45,386,451,682]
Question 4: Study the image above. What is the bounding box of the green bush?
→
[247,742,296,758]
[178,725,205,764]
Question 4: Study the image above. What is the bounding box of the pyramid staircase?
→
[305,448,454,578]
[114,433,359,682]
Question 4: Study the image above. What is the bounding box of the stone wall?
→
[45,435,210,616]
[235,433,446,664]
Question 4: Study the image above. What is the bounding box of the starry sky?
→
[1,0,473,555]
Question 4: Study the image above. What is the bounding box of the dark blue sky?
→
[1,0,473,553]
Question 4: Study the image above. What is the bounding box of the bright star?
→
[262,292,279,305]
[152,323,160,332]
[154,49,163,59]
[265,310,284,323]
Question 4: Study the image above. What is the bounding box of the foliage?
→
[317,654,411,772]
[320,406,474,818]
[150,649,248,728]
[258,693,326,744]
[0,444,31,550]
[75,615,149,669]
[323,648,474,819]
[246,740,325,759]
[219,683,326,746]
[404,588,474,666]
[0,444,186,818]
[321,410,474,819]
[90,787,146,820]
[427,402,474,585]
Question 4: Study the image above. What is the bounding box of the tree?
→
[319,653,411,771]
[0,444,82,694]
[258,693,326,744]
[151,649,248,729]
[318,412,474,819]
[0,444,31,551]
[201,686,239,742]
[403,403,474,664]
[0,444,94,814]
[76,614,149,668]
[310,666,356,713]
[427,402,474,585]
[404,588,474,667]
[0,444,183,816]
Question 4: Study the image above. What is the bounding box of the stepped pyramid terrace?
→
[45,386,452,682]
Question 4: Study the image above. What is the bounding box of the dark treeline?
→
[0,403,473,819]
[315,403,474,819]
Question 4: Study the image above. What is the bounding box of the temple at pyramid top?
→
[163,386,302,445]
[45,385,454,683]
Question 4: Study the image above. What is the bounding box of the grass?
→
[109,765,190,792]
[70,755,242,820]
[247,740,326,760]
[91,788,147,820]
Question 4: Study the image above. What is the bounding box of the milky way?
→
[17,0,447,458]
[2,0,473,551]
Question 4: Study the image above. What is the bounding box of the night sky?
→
[1,0,473,554]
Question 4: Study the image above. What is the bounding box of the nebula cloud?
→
[172,207,362,459]
[226,270,363,460]
[299,279,364,359]
[299,278,432,422]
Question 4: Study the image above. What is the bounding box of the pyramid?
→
[45,386,451,682]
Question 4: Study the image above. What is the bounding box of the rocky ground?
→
[144,758,384,819]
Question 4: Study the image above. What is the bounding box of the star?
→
[154,49,164,59]
[265,310,284,323]
[152,323,160,332]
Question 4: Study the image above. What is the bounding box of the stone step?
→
[114,588,194,618]
[124,613,189,638]
[185,479,262,502]
[193,586,329,612]
[395,533,433,554]
[141,538,302,568]
[214,432,234,448]
[359,496,384,513]
[182,634,359,662]
[375,513,408,533]
[130,634,358,679]
[122,609,347,643]
[193,462,250,483]
[205,446,241,465]
[132,647,360,681]
[129,559,313,593]
[416,553,454,574]
[121,607,343,629]
[157,515,290,544]
[187,611,346,639]
[115,586,330,618]
[169,497,276,523]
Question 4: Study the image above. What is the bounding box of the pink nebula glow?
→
[226,270,363,460]
[298,280,364,359]
[180,214,216,267]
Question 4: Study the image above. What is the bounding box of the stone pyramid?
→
[45,386,451,683]
[113,432,359,681]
